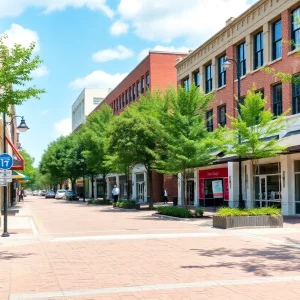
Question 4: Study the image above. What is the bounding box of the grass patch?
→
[216,207,281,217]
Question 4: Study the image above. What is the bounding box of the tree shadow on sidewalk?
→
[0,251,33,261]
[181,243,300,277]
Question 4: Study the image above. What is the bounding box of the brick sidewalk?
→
[2,197,300,299]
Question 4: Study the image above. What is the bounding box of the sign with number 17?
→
[0,153,13,170]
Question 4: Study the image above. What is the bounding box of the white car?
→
[32,190,39,196]
[55,189,66,199]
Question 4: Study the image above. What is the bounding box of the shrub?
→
[116,200,136,208]
[88,199,111,205]
[194,207,204,217]
[216,207,281,217]
[156,206,193,218]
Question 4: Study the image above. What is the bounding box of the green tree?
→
[221,88,288,206]
[79,105,114,200]
[0,36,45,113]
[19,150,36,189]
[156,84,217,208]
[108,90,166,208]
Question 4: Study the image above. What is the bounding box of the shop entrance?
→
[136,173,145,202]
[186,180,194,206]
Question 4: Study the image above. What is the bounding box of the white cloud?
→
[0,0,113,18]
[1,24,40,51]
[32,66,48,78]
[92,45,134,62]
[54,118,72,137]
[115,0,257,43]
[69,70,128,90]
[110,20,129,36]
[138,45,189,61]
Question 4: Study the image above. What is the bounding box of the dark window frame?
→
[137,81,140,97]
[206,110,213,132]
[292,75,300,114]
[146,73,150,88]
[291,7,300,50]
[218,55,226,88]
[272,19,282,60]
[129,87,132,102]
[133,84,136,100]
[125,90,128,105]
[205,64,213,93]
[218,105,226,127]
[272,83,283,116]
[254,31,264,69]
[237,42,246,77]
[182,77,190,91]
[141,77,145,93]
[193,70,200,87]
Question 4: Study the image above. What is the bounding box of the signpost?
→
[0,153,13,237]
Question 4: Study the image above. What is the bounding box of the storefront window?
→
[258,163,280,175]
[295,160,300,214]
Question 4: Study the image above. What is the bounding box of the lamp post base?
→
[1,232,10,237]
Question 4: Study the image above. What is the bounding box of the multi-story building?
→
[176,0,300,215]
[72,88,108,132]
[92,51,187,202]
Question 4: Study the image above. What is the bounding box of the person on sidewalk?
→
[112,185,120,204]
[20,189,25,201]
[163,188,168,204]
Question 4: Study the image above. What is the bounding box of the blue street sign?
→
[0,153,13,170]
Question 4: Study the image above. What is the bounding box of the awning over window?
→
[6,137,24,170]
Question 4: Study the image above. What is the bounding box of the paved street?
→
[2,197,300,299]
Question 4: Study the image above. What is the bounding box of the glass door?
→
[137,182,144,202]
[186,180,195,206]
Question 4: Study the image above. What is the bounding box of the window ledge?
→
[288,48,300,56]
[267,57,282,66]
[216,85,226,91]
[234,75,246,83]
[250,66,265,75]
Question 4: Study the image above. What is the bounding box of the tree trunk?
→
[182,169,187,209]
[71,179,75,191]
[147,167,153,208]
[252,159,258,208]
[91,174,95,199]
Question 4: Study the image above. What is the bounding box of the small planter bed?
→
[115,200,140,210]
[87,199,112,205]
[156,206,204,218]
[213,207,283,229]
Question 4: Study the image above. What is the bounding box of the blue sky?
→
[0,0,256,166]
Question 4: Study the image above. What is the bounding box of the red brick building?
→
[93,51,187,203]
[176,0,300,215]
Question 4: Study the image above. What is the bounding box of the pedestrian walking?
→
[17,189,21,202]
[112,184,120,204]
[163,188,168,204]
[20,189,25,201]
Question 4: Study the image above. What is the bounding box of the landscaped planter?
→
[213,215,283,229]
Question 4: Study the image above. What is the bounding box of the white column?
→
[144,171,147,202]
[263,23,270,65]
[116,175,120,188]
[88,178,92,198]
[132,173,137,200]
[211,57,216,91]
[107,177,112,200]
[194,169,199,207]
[246,34,252,74]
[178,173,182,206]
[245,161,254,208]
[93,178,97,199]
[281,155,294,216]
[228,162,239,208]
[200,66,205,93]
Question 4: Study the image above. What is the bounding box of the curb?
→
[152,213,198,222]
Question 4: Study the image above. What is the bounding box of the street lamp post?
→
[222,58,244,208]
[2,114,29,237]
[80,158,85,202]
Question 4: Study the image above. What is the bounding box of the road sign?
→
[0,153,13,170]
[0,170,12,177]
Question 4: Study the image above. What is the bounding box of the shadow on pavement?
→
[0,251,34,261]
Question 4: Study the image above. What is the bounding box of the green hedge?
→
[116,200,136,208]
[87,199,111,205]
[216,207,281,217]
[157,206,194,218]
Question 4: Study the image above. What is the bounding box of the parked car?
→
[45,190,55,199]
[55,189,66,199]
[32,190,39,196]
[39,190,46,196]
[63,190,79,201]
[25,190,32,195]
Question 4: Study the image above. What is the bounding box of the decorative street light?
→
[80,158,85,202]
[222,57,244,208]
[2,115,29,237]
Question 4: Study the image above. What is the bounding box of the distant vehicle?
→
[25,190,32,196]
[55,189,66,199]
[32,190,39,196]
[63,190,79,201]
[39,190,46,196]
[45,190,55,199]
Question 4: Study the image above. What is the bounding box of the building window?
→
[206,110,213,132]
[193,71,200,87]
[182,77,190,91]
[291,7,300,50]
[93,97,103,105]
[141,77,145,93]
[119,96,122,109]
[137,81,140,97]
[237,42,246,77]
[272,20,282,60]
[272,83,282,116]
[133,84,136,100]
[254,31,264,69]
[146,73,150,88]
[116,99,119,111]
[129,87,132,102]
[205,64,213,93]
[122,93,125,107]
[292,76,300,114]
[125,90,128,105]
[218,105,226,127]
[218,55,226,88]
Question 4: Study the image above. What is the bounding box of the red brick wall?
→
[210,8,300,130]
[163,174,178,202]
[151,171,163,202]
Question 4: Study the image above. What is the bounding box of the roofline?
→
[176,0,263,66]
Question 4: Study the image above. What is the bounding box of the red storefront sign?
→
[199,168,229,200]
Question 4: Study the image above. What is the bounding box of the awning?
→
[12,171,29,181]
[279,131,300,152]
[6,137,24,170]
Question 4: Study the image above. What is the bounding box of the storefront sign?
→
[199,168,228,179]
[212,180,223,198]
